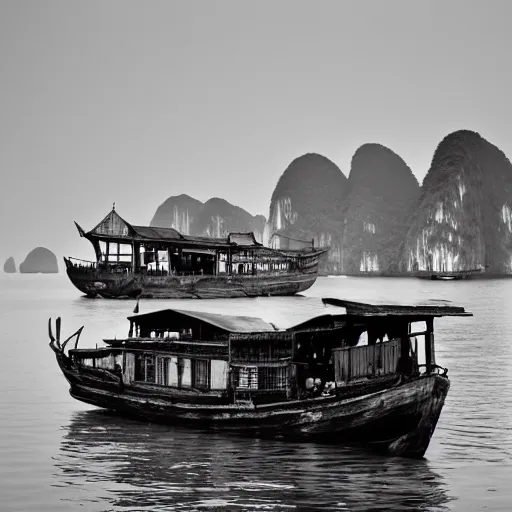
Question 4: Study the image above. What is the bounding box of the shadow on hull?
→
[53,345,449,459]
[65,264,319,299]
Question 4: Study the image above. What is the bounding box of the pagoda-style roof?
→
[75,207,262,248]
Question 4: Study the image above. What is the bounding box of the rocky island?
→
[3,257,16,273]
[151,194,266,243]
[19,247,59,274]
[401,130,512,276]
[266,153,348,274]
[342,144,420,275]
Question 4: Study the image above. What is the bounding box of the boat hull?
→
[53,349,449,458]
[64,259,321,299]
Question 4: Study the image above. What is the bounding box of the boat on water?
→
[48,297,472,458]
[64,205,327,299]
[413,267,485,281]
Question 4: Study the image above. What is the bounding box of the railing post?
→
[425,317,435,374]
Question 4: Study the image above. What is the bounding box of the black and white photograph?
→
[0,1,511,510]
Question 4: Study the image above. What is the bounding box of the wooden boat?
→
[413,267,485,280]
[64,206,327,299]
[48,297,472,458]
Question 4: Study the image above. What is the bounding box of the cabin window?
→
[156,357,168,385]
[258,367,288,390]
[135,354,156,382]
[409,321,427,367]
[168,357,179,386]
[210,360,228,389]
[180,328,193,340]
[236,366,258,389]
[108,243,119,262]
[193,359,209,389]
[357,331,368,347]
[180,358,192,387]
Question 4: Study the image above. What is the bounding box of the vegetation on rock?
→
[267,153,348,273]
[401,130,512,274]
[342,144,420,274]
[151,194,266,241]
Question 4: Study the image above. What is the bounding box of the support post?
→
[105,242,110,269]
[425,317,435,374]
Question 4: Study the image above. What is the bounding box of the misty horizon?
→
[2,0,512,264]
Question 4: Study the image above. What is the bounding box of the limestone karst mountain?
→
[342,144,420,274]
[401,130,512,275]
[150,194,203,234]
[150,195,266,242]
[19,247,59,273]
[3,257,16,273]
[190,197,266,242]
[266,153,349,273]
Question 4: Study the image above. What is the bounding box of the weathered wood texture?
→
[333,338,401,382]
[65,258,321,299]
[51,338,449,459]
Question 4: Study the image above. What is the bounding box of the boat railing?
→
[417,363,448,376]
[67,257,315,278]
[333,338,402,383]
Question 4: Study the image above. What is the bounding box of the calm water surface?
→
[1,274,511,511]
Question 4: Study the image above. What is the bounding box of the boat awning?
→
[128,308,278,333]
[321,297,472,317]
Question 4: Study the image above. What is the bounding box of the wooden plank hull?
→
[53,348,449,459]
[64,262,320,299]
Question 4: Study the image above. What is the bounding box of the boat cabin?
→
[68,206,318,278]
[68,298,471,404]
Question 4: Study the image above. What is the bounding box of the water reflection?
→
[53,410,452,511]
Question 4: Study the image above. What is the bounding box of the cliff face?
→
[3,257,16,273]
[342,144,420,274]
[267,153,348,273]
[402,130,512,274]
[191,198,266,242]
[20,247,58,273]
[150,194,203,234]
[150,195,266,242]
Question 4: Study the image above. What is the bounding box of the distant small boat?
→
[48,296,472,458]
[412,267,485,281]
[64,205,327,299]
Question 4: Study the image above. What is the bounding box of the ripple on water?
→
[2,275,512,511]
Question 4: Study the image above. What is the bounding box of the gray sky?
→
[1,0,511,264]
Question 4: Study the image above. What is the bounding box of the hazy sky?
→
[1,0,511,264]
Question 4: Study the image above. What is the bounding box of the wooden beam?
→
[425,317,434,374]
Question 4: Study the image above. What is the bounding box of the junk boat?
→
[64,205,326,299]
[48,297,472,458]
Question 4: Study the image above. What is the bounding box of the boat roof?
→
[128,308,279,333]
[321,297,472,317]
[126,297,471,335]
[77,207,263,248]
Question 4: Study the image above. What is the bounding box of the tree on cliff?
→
[401,130,512,274]
[342,144,420,274]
